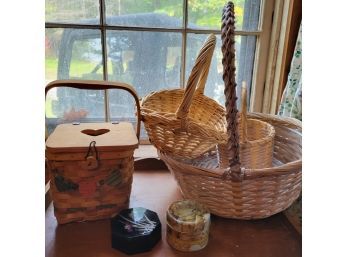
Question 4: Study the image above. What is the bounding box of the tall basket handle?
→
[45,79,141,139]
[221,2,243,181]
[194,36,216,96]
[175,34,216,120]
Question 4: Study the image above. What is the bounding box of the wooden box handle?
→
[45,79,141,139]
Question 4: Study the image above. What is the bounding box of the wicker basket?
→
[141,34,227,159]
[141,35,274,165]
[159,112,302,219]
[217,83,275,169]
[45,80,140,224]
[158,2,302,219]
[166,200,210,252]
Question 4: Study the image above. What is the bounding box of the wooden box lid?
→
[46,122,138,153]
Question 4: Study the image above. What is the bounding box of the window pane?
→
[188,0,261,31]
[105,0,183,28]
[45,86,106,134]
[106,30,182,139]
[46,28,63,84]
[108,90,142,139]
[45,0,100,24]
[185,34,256,107]
[106,30,182,96]
[45,28,105,133]
[46,28,103,80]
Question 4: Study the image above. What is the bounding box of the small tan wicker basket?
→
[141,34,227,159]
[141,34,275,164]
[166,200,210,252]
[217,83,275,169]
[158,2,302,219]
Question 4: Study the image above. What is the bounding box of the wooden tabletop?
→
[46,169,301,257]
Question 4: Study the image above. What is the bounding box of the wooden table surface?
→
[46,170,301,257]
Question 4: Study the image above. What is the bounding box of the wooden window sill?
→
[46,169,301,257]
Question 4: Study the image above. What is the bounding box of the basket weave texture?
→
[45,80,140,224]
[47,153,135,224]
[217,84,275,169]
[158,2,302,219]
[160,112,302,219]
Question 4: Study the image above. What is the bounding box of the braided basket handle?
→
[221,2,243,181]
[175,34,216,120]
[45,79,141,139]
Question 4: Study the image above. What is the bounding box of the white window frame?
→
[261,0,297,114]
[250,0,275,112]
[45,0,279,137]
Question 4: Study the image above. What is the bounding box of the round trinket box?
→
[110,207,161,255]
[166,200,210,252]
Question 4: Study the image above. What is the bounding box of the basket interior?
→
[171,115,301,170]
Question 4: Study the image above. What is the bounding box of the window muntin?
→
[106,30,182,96]
[45,0,264,140]
[185,34,256,106]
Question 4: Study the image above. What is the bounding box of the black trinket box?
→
[111,207,161,255]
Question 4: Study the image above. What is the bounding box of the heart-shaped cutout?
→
[81,129,110,136]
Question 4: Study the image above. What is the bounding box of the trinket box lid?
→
[167,200,210,234]
[111,207,161,255]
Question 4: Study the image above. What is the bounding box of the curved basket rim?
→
[158,112,302,180]
[240,118,275,146]
[142,93,276,145]
[141,88,228,141]
[247,112,302,130]
[159,150,302,180]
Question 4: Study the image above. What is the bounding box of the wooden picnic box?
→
[45,80,140,224]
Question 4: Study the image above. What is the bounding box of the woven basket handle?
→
[45,79,141,139]
[221,2,243,181]
[175,34,216,120]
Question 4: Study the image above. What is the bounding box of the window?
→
[45,0,273,140]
